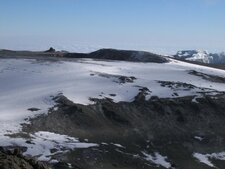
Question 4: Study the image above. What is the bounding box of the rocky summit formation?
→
[44,47,56,53]
[0,147,50,169]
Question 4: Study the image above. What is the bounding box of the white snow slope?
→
[0,57,225,161]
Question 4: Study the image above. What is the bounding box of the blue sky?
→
[0,0,224,54]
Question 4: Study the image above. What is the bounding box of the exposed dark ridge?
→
[87,48,168,63]
[65,48,168,63]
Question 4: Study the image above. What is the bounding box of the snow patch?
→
[0,131,98,161]
[194,136,204,141]
[193,152,225,167]
[142,152,171,168]
[193,153,214,167]
[111,143,125,148]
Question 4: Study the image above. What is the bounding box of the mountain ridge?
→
[0,48,168,63]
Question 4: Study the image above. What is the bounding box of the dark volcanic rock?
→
[88,49,168,63]
[21,92,225,169]
[65,48,168,63]
[45,47,56,53]
[0,147,50,169]
[118,76,136,83]
[23,92,225,145]
[53,162,81,169]
[189,70,225,83]
[28,108,41,112]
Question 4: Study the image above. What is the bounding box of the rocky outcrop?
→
[0,147,50,169]
[20,91,225,169]
[44,47,56,53]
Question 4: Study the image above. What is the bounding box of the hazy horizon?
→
[1,0,225,55]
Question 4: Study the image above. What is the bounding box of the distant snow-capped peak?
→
[175,50,225,64]
[177,50,209,57]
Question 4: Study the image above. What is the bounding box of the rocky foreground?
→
[0,147,50,169]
